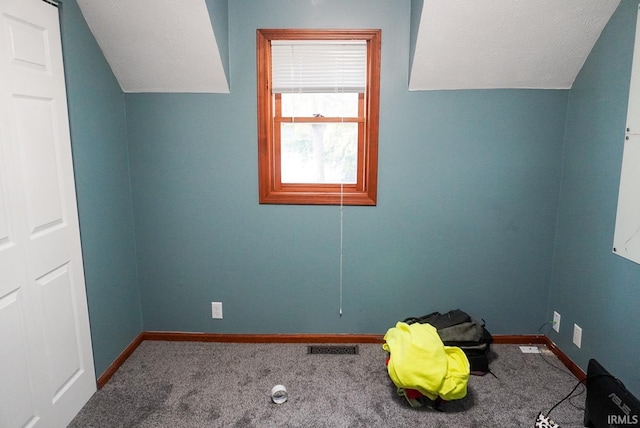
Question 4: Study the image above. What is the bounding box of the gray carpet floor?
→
[70,341,586,427]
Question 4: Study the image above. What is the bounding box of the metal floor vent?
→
[306,345,359,355]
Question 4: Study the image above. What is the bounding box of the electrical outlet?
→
[573,324,582,348]
[553,311,561,333]
[211,302,223,319]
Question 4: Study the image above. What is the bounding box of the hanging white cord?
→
[339,182,344,316]
[291,45,297,142]
[338,55,345,317]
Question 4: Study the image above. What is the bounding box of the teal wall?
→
[126,0,567,335]
[548,0,640,396]
[59,0,142,378]
[57,0,640,397]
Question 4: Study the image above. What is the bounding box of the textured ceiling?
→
[76,0,229,93]
[409,0,620,90]
[76,1,621,93]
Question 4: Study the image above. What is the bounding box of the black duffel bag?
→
[404,309,493,375]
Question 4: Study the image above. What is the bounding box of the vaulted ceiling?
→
[76,0,229,93]
[409,0,621,90]
[76,0,621,94]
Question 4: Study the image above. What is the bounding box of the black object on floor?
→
[306,345,359,355]
[584,358,640,427]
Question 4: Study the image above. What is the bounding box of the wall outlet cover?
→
[573,324,582,348]
[553,311,561,333]
[211,301,223,319]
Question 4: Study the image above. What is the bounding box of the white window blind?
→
[271,40,367,93]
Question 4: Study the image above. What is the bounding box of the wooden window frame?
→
[256,29,381,205]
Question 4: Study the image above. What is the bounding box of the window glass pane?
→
[281,93,359,118]
[281,122,358,184]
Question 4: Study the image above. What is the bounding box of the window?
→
[256,29,381,205]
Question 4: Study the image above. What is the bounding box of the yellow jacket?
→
[383,321,470,401]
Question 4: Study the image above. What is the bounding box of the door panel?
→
[0,173,11,248]
[39,264,83,402]
[13,95,65,235]
[0,290,39,428]
[5,13,50,73]
[0,0,96,426]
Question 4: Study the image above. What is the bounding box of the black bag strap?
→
[438,309,473,327]
[402,311,441,325]
[402,309,477,330]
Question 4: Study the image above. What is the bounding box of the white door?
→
[0,0,96,427]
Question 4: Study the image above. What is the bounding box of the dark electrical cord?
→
[535,351,587,411]
[546,377,586,416]
[545,374,616,418]
[523,328,624,422]
[568,385,587,411]
[538,320,556,332]
[535,321,588,411]
[538,348,573,377]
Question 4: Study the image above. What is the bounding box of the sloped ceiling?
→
[76,0,229,93]
[76,0,621,94]
[410,0,621,90]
